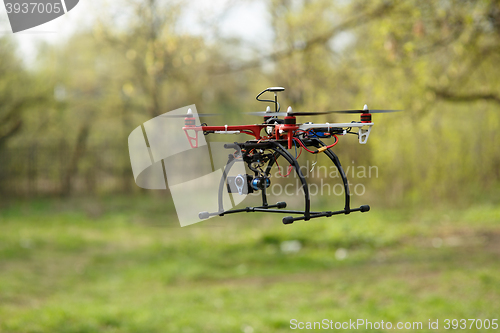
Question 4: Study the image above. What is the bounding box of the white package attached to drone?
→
[128,105,248,226]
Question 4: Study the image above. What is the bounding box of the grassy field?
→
[0,196,499,332]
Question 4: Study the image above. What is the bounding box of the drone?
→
[178,87,399,225]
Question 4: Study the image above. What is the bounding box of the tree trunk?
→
[61,122,91,196]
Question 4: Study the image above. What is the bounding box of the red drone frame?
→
[178,87,399,224]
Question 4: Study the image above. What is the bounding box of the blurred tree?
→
[11,0,257,195]
[0,37,50,149]
[214,0,500,203]
[1,0,498,203]
[93,0,249,123]
[347,0,500,203]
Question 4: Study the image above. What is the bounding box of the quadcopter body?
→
[179,87,399,224]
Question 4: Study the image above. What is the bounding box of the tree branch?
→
[209,2,395,75]
[432,89,500,104]
[0,119,22,148]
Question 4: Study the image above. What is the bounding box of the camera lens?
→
[251,177,271,191]
[235,175,244,186]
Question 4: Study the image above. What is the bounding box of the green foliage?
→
[0,0,499,203]
[0,197,499,332]
[0,37,51,148]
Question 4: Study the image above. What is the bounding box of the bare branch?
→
[209,2,395,75]
[432,89,500,104]
[0,119,22,147]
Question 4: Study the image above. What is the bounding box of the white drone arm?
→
[298,122,374,144]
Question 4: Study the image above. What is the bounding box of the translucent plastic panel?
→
[128,105,248,226]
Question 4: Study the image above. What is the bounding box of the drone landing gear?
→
[281,205,370,224]
[198,139,370,225]
[199,201,293,220]
[200,204,369,223]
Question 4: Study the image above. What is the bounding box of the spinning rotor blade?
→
[159,113,220,118]
[323,109,402,114]
[248,109,402,117]
[247,111,288,117]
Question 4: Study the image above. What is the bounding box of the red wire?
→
[324,135,339,149]
[275,156,293,177]
[275,142,303,177]
[293,135,339,153]
[296,146,302,159]
[267,134,339,178]
[293,138,316,153]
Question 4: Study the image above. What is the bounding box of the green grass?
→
[0,196,499,332]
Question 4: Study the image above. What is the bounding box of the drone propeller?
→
[159,108,220,118]
[323,109,402,114]
[248,105,401,117]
